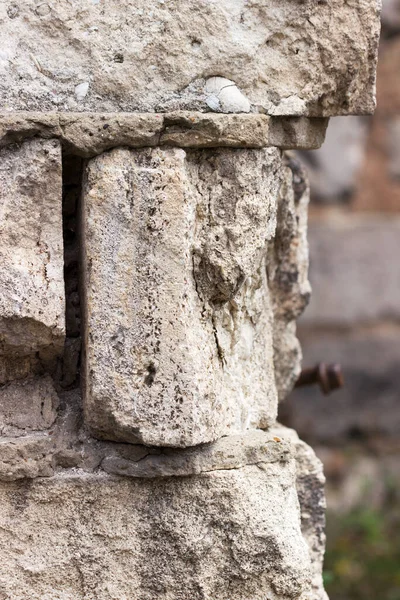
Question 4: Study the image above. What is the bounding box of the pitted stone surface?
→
[284,428,328,600]
[0,376,58,437]
[82,146,286,446]
[0,446,313,600]
[0,0,380,116]
[0,112,329,154]
[0,138,65,362]
[0,434,54,481]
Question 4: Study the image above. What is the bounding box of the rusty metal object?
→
[295,363,344,395]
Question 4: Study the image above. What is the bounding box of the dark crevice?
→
[60,153,84,389]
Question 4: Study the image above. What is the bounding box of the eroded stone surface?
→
[0,0,380,116]
[101,428,292,478]
[0,376,58,437]
[285,428,328,600]
[0,444,313,600]
[81,146,309,446]
[0,434,54,482]
[0,138,65,363]
[0,112,329,155]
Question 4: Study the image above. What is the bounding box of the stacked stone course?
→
[0,1,380,598]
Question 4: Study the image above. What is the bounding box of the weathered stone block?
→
[0,435,315,600]
[290,432,328,600]
[0,0,380,116]
[0,434,54,482]
[82,146,286,446]
[0,112,329,155]
[268,155,311,401]
[0,375,58,436]
[0,139,65,365]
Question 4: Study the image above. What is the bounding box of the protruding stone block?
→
[0,0,380,116]
[82,147,288,446]
[268,155,311,401]
[0,435,54,482]
[0,139,65,366]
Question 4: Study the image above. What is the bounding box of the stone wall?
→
[0,1,381,598]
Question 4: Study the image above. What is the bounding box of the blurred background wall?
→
[279,4,400,598]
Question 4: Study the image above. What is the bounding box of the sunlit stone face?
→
[81,146,310,446]
[0,0,380,116]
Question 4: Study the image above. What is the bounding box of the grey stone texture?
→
[268,155,311,402]
[0,426,325,600]
[0,376,58,437]
[0,0,380,116]
[285,429,328,600]
[0,434,54,482]
[81,146,310,446]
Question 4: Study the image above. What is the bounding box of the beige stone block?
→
[0,112,328,155]
[268,155,311,401]
[0,442,313,600]
[288,430,328,600]
[0,139,65,360]
[82,146,285,446]
[0,0,380,116]
[0,376,58,436]
[0,434,54,482]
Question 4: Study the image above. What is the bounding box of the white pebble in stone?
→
[74,81,89,101]
[205,77,251,113]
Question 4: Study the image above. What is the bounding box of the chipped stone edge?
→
[0,112,329,155]
[0,427,294,482]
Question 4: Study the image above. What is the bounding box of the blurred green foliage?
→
[323,478,400,600]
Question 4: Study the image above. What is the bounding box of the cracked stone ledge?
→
[0,425,295,482]
[0,112,329,156]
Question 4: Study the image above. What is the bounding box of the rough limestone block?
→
[268,118,329,151]
[0,375,58,437]
[101,428,294,478]
[0,439,314,600]
[301,217,400,327]
[0,0,380,116]
[0,435,54,482]
[82,146,287,446]
[285,429,328,600]
[0,138,65,365]
[0,112,329,156]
